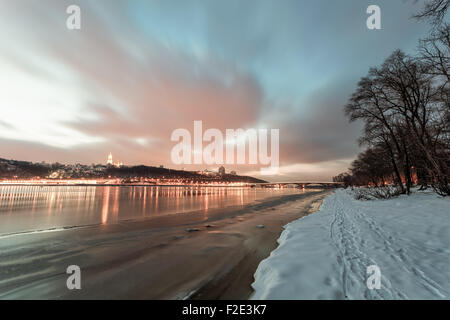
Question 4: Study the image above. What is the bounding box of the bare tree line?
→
[334,0,449,196]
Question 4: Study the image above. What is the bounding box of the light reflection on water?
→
[0,185,304,235]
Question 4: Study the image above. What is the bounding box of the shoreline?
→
[0,183,255,187]
[251,189,450,299]
[189,193,328,300]
[0,190,332,299]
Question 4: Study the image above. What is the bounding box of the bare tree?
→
[345,51,449,195]
[420,24,450,84]
[345,56,410,193]
[413,0,450,26]
[343,1,450,195]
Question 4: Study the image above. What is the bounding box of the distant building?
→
[106,153,123,167]
[198,169,212,176]
[107,152,113,165]
[218,166,225,176]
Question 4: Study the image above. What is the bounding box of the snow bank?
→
[251,189,450,299]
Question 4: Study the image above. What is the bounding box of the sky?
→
[0,0,433,181]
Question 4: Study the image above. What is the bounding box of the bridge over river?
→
[256,181,344,188]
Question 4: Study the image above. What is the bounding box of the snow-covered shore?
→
[251,189,450,299]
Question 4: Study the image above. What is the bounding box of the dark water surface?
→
[0,185,306,235]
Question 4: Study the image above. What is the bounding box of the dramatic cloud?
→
[0,0,432,180]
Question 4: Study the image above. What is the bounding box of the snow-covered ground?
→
[251,189,450,299]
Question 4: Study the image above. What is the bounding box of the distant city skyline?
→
[0,0,433,182]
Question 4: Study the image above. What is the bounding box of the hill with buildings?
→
[0,157,266,184]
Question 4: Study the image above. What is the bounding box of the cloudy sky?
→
[0,0,432,181]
